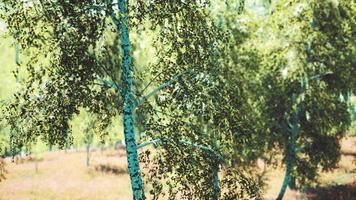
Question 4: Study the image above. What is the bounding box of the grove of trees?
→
[0,0,355,199]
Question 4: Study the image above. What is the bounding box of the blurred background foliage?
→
[0,33,124,156]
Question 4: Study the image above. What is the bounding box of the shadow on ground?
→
[94,164,128,175]
[341,152,356,158]
[304,182,356,200]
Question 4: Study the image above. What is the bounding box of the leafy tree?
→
[2,1,137,198]
[248,0,355,199]
[1,0,260,199]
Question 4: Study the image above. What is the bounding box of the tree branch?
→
[140,67,173,95]
[308,71,333,81]
[110,12,120,27]
[284,113,293,131]
[136,138,161,149]
[135,68,193,108]
[96,77,123,94]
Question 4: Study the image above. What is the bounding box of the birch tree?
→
[249,0,355,199]
[1,0,259,199]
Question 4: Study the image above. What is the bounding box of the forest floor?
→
[0,137,355,200]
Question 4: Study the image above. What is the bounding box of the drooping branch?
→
[88,51,122,94]
[137,137,224,163]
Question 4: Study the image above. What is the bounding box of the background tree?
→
[247,0,355,198]
[83,115,96,167]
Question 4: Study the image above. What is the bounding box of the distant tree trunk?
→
[35,153,38,173]
[277,97,300,200]
[100,143,104,156]
[277,152,293,200]
[86,143,90,167]
[0,158,5,181]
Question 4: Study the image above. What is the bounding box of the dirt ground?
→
[0,137,355,200]
[0,149,132,200]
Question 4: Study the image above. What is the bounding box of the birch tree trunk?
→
[118,0,145,199]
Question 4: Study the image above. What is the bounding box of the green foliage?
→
[1,0,118,150]
[250,0,355,190]
[137,2,263,199]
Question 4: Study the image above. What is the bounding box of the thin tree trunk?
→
[276,150,293,200]
[118,0,145,199]
[86,144,90,167]
[35,152,38,173]
[35,160,38,173]
[288,176,296,189]
[277,105,300,200]
[277,134,296,200]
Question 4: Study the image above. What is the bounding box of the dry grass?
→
[0,137,355,200]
